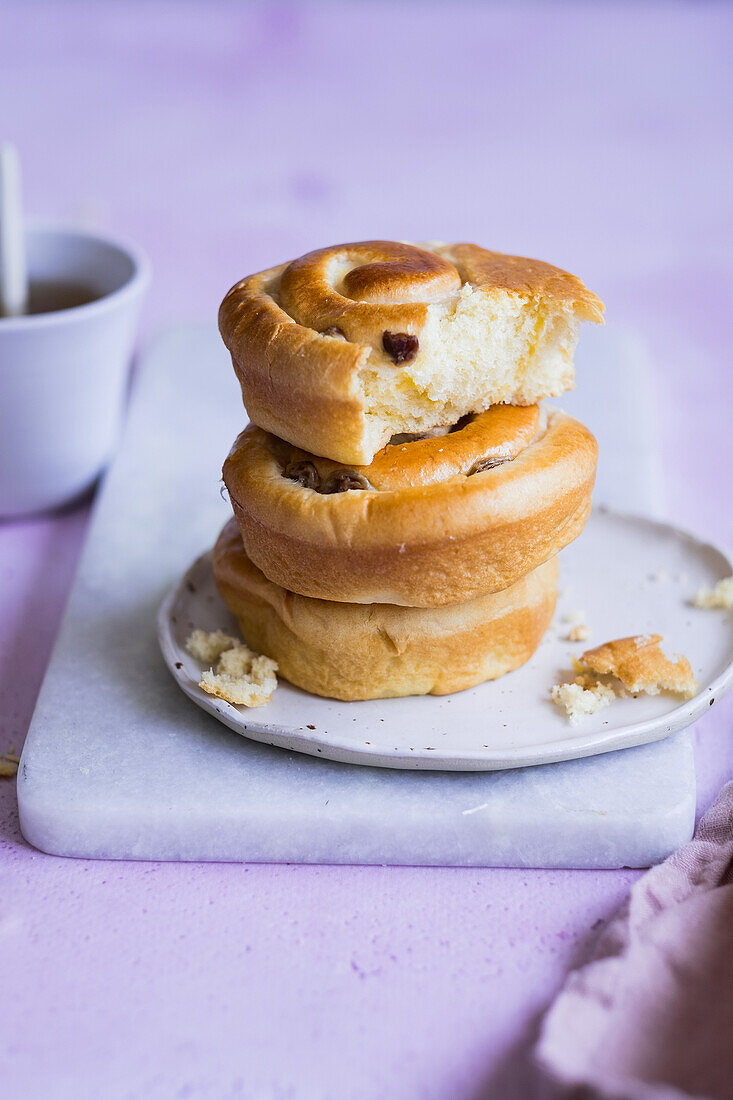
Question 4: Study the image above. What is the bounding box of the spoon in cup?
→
[0,143,29,318]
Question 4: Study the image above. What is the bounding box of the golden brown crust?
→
[222,407,597,606]
[577,635,697,698]
[279,241,461,341]
[218,263,371,462]
[313,405,541,491]
[219,240,604,464]
[436,243,604,320]
[212,520,558,701]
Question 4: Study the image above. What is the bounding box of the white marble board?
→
[17,324,712,866]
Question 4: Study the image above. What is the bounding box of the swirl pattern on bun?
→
[219,240,603,464]
[222,406,597,607]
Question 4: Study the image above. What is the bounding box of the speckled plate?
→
[158,508,733,771]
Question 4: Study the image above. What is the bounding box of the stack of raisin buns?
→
[211,240,602,702]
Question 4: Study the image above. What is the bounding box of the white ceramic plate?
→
[158,508,733,771]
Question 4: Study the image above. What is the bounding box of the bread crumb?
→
[577,634,697,699]
[186,630,278,707]
[553,633,697,724]
[551,680,615,724]
[561,608,590,641]
[566,623,590,642]
[563,609,586,625]
[693,576,733,610]
[186,628,239,664]
[200,650,278,707]
[0,754,18,779]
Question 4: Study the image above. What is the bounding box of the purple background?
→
[2,2,732,1097]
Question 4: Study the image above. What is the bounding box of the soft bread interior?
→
[360,290,584,455]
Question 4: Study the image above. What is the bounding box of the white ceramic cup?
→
[0,225,150,517]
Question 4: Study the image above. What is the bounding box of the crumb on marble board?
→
[0,752,19,779]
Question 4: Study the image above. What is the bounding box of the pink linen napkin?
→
[535,782,733,1100]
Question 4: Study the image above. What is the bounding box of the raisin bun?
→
[222,404,597,607]
[219,240,603,465]
[212,520,558,701]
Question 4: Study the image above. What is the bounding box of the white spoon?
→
[0,143,29,317]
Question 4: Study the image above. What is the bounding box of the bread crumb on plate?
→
[577,634,697,699]
[186,630,278,707]
[693,576,733,610]
[551,680,615,724]
[186,628,238,665]
[561,609,590,641]
[562,609,586,625]
[566,623,590,642]
[552,633,697,724]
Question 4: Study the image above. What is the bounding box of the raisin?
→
[469,456,509,475]
[382,331,419,364]
[450,414,474,433]
[322,470,370,493]
[284,460,320,490]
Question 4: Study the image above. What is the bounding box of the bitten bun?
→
[222,405,597,607]
[212,520,558,701]
[219,240,603,464]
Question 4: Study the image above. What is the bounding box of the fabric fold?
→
[536,782,733,1100]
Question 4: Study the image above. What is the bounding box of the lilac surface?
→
[1,2,732,1097]
[538,782,733,1099]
